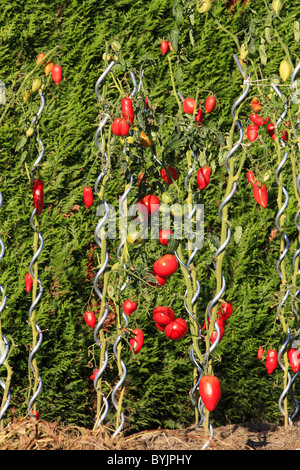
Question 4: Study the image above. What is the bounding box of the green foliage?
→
[0,0,299,434]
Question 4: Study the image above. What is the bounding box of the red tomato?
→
[112,117,130,136]
[210,318,225,344]
[164,318,188,340]
[153,254,178,277]
[251,97,262,112]
[153,271,168,286]
[138,194,160,217]
[246,171,256,187]
[129,329,144,354]
[33,179,44,215]
[253,183,268,208]
[159,229,173,246]
[36,53,45,65]
[257,347,264,360]
[84,311,96,328]
[25,273,33,293]
[247,124,259,142]
[121,97,134,126]
[160,167,178,185]
[267,122,275,140]
[288,348,300,373]
[155,321,166,331]
[183,97,196,114]
[195,108,203,125]
[83,186,93,209]
[204,96,216,113]
[123,300,137,316]
[265,349,277,374]
[217,302,233,321]
[153,306,175,326]
[51,65,62,84]
[199,375,221,412]
[250,114,269,126]
[160,41,168,55]
[90,369,99,381]
[197,167,211,190]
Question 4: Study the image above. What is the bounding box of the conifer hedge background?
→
[0,0,299,432]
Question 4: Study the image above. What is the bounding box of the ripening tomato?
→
[83,186,93,209]
[160,167,178,185]
[164,317,188,340]
[153,254,178,277]
[288,348,300,373]
[112,117,130,136]
[36,53,45,65]
[160,41,169,55]
[204,96,216,113]
[247,124,259,142]
[159,229,173,246]
[153,306,175,326]
[197,167,211,190]
[25,273,33,293]
[253,183,268,208]
[84,311,96,328]
[246,171,256,187]
[129,328,144,354]
[138,194,160,217]
[183,97,196,114]
[123,300,137,316]
[139,131,153,148]
[44,61,54,76]
[265,349,277,374]
[51,65,62,85]
[251,97,262,113]
[199,375,221,412]
[257,347,264,360]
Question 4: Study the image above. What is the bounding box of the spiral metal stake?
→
[0,192,11,425]
[111,71,137,438]
[271,82,294,425]
[197,57,249,448]
[27,91,45,419]
[92,61,117,429]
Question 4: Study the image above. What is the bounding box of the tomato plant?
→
[164,318,188,340]
[199,375,221,412]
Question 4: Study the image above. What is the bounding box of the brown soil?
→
[0,418,299,450]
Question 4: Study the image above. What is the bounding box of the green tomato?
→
[196,0,212,13]
[32,78,42,93]
[127,229,142,244]
[272,0,284,13]
[161,192,174,204]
